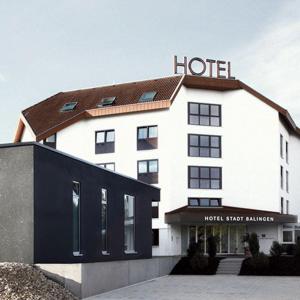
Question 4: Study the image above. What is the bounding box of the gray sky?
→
[1,0,300,143]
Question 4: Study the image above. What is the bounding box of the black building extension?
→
[0,142,159,264]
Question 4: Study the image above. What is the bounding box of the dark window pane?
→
[200,179,210,189]
[189,103,199,114]
[189,198,199,206]
[189,135,199,146]
[211,148,220,158]
[211,168,220,179]
[200,167,210,178]
[199,148,210,157]
[200,135,209,146]
[200,198,210,206]
[190,179,199,188]
[190,147,199,157]
[210,117,220,126]
[210,105,220,116]
[210,199,220,206]
[211,136,220,147]
[200,104,209,115]
[189,115,199,125]
[190,167,199,178]
[211,180,220,189]
[199,116,210,126]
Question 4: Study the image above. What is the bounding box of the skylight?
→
[139,91,157,102]
[60,102,78,112]
[97,96,116,107]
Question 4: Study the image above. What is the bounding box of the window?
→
[283,225,293,243]
[152,202,159,218]
[61,102,77,112]
[43,134,56,149]
[137,160,159,184]
[72,181,81,256]
[188,166,222,189]
[286,141,289,163]
[97,96,116,107]
[137,126,158,150]
[286,170,289,192]
[139,91,157,102]
[95,130,115,154]
[152,229,159,246]
[124,195,135,253]
[280,166,284,189]
[280,134,283,158]
[188,198,222,207]
[188,134,221,158]
[97,163,115,171]
[101,188,108,254]
[188,102,221,126]
[281,197,284,214]
[286,200,289,214]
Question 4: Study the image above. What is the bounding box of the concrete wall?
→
[0,145,34,263]
[37,256,181,299]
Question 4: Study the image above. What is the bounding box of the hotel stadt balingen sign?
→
[174,55,235,79]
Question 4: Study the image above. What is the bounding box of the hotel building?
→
[15,74,300,255]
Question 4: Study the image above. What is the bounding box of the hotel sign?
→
[204,216,275,223]
[174,55,235,79]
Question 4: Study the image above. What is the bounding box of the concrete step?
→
[216,257,244,275]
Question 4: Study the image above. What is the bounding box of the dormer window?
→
[60,102,77,112]
[97,97,116,107]
[139,91,157,102]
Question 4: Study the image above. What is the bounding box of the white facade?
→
[20,79,300,255]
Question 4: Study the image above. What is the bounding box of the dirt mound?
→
[0,263,78,300]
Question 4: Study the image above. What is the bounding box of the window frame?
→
[72,181,82,256]
[139,91,157,102]
[95,130,115,154]
[188,197,222,207]
[97,162,115,171]
[124,194,136,254]
[60,102,77,112]
[280,197,284,214]
[188,102,222,127]
[286,170,289,193]
[188,166,222,189]
[280,134,283,158]
[101,188,109,255]
[286,141,289,164]
[152,229,159,246]
[43,133,57,149]
[137,159,159,184]
[152,201,159,218]
[137,125,158,151]
[280,166,284,189]
[188,134,222,158]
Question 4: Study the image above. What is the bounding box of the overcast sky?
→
[0,0,300,143]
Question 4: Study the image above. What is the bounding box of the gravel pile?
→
[0,263,78,300]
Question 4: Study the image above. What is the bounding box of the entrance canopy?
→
[165,206,297,224]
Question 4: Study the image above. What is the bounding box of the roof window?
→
[139,91,157,102]
[97,96,116,107]
[60,102,77,112]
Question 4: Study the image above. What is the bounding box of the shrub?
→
[187,241,203,258]
[249,232,260,257]
[247,252,269,275]
[190,253,209,272]
[283,243,296,255]
[207,235,218,258]
[270,241,283,257]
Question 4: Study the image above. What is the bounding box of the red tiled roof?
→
[15,75,300,142]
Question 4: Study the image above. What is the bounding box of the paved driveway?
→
[86,275,300,300]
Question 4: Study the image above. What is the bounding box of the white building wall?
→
[19,83,300,255]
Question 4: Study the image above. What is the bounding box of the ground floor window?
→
[124,194,135,253]
[152,229,159,246]
[188,224,246,254]
[72,181,81,256]
[283,224,294,243]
